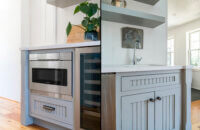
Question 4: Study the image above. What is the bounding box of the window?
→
[167,38,174,65]
[189,31,200,66]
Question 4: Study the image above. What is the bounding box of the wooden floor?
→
[0,97,200,130]
[192,100,200,130]
[0,97,45,130]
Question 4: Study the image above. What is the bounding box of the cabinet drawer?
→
[30,94,73,128]
[121,73,180,92]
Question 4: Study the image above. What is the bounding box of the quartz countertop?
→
[20,41,100,51]
[102,64,193,73]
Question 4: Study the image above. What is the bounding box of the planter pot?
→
[85,31,98,41]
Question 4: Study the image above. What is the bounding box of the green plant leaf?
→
[79,2,89,15]
[66,22,72,36]
[87,24,95,31]
[88,3,98,17]
[91,17,98,25]
[97,16,100,26]
[84,17,90,21]
[82,19,89,28]
[74,5,80,14]
[69,1,100,33]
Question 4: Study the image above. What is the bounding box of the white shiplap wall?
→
[102,0,168,65]
[28,0,99,47]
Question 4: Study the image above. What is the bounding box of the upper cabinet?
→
[47,0,85,8]
[102,3,165,28]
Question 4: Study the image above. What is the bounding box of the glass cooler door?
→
[80,53,101,130]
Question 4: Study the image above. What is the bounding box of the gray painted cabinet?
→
[102,70,183,130]
[122,92,155,130]
[155,88,180,130]
[121,88,180,130]
[30,94,73,129]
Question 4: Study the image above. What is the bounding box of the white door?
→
[122,92,155,130]
[155,87,181,130]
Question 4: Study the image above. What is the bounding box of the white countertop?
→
[20,41,100,51]
[102,64,193,73]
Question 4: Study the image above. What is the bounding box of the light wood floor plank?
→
[192,100,200,130]
[0,97,46,130]
[0,96,200,129]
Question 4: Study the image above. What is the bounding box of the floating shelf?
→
[102,3,165,28]
[47,0,85,8]
[134,0,159,5]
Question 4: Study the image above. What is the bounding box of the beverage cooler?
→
[74,47,101,130]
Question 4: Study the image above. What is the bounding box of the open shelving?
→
[47,0,85,8]
[134,0,159,5]
[102,3,165,28]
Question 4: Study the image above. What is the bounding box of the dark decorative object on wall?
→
[122,27,143,49]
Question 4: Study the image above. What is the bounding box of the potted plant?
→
[66,1,100,41]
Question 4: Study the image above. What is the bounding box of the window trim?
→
[167,37,175,66]
[188,30,200,66]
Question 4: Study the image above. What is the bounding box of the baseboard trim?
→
[0,96,19,103]
[192,87,200,91]
[34,118,71,130]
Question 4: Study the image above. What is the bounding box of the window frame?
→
[188,30,200,66]
[167,38,175,66]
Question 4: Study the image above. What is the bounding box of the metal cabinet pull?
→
[43,105,55,112]
[149,98,155,102]
[156,97,162,101]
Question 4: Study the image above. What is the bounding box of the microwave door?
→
[32,68,67,86]
[29,61,72,96]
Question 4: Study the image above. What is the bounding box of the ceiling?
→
[168,0,200,28]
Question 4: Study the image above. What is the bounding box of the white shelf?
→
[134,0,159,5]
[47,0,85,8]
[102,3,165,28]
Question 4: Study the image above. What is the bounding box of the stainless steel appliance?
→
[74,47,101,130]
[29,52,72,100]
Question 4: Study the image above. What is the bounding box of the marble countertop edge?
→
[20,41,100,51]
[102,65,193,73]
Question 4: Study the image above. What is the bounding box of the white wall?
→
[168,18,200,90]
[168,18,200,65]
[102,0,168,65]
[0,0,21,102]
[25,0,99,47]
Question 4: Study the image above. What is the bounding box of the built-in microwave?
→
[29,52,72,100]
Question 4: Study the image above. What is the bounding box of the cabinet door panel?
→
[155,88,180,130]
[122,92,154,130]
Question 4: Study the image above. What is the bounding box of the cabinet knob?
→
[156,97,162,101]
[149,98,155,102]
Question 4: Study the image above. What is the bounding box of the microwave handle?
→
[29,53,60,60]
[29,53,72,61]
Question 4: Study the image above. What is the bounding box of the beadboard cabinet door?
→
[155,88,181,130]
[121,92,155,130]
